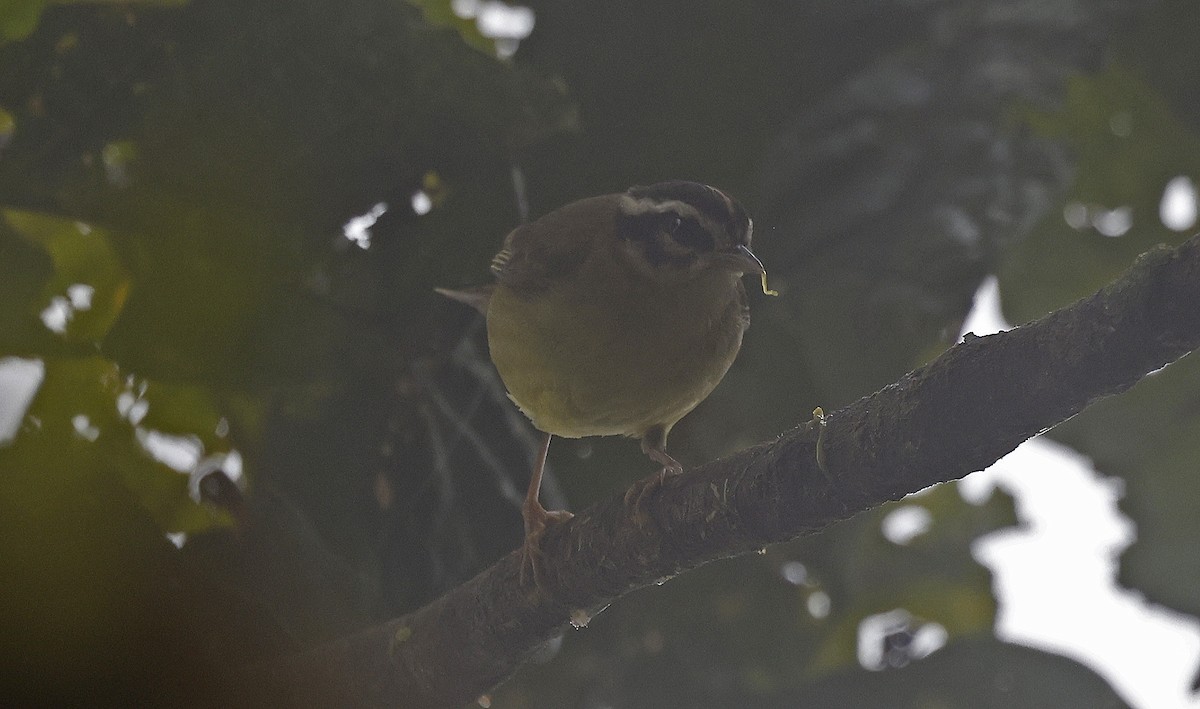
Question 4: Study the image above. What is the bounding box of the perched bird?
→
[439,180,774,584]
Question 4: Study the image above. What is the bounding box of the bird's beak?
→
[731,244,766,275]
[712,244,765,275]
[717,245,779,296]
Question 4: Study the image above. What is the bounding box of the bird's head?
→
[614,181,771,289]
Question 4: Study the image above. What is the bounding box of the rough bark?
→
[259,233,1200,708]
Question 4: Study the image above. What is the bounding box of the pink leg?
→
[520,432,573,587]
[623,424,683,517]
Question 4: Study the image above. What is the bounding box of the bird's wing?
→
[489,220,590,296]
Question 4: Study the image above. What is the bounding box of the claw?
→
[519,431,573,591]
[624,426,683,524]
[520,503,574,588]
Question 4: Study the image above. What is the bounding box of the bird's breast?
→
[486,265,747,439]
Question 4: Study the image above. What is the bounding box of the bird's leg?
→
[623,425,683,519]
[520,431,573,588]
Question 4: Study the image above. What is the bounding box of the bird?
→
[438,180,775,586]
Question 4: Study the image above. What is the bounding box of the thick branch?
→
[262,234,1200,708]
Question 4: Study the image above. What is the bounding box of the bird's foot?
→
[623,460,684,526]
[520,501,574,590]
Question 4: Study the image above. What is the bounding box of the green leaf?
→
[0,0,190,44]
[0,356,224,534]
[406,0,496,55]
[784,637,1129,709]
[0,0,45,43]
[802,483,1015,673]
[1000,65,1200,323]
[0,216,54,354]
[999,61,1200,622]
[1049,353,1200,618]
[0,353,221,697]
[3,210,130,344]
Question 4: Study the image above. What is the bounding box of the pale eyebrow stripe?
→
[618,195,702,221]
[617,195,722,236]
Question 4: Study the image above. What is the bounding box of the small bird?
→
[439,180,774,584]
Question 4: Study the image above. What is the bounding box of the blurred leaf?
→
[0,0,571,383]
[4,210,129,343]
[496,552,835,708]
[179,486,377,646]
[0,355,221,701]
[0,356,221,533]
[1000,65,1200,323]
[0,0,45,43]
[0,10,572,677]
[1049,354,1200,618]
[802,483,1015,672]
[0,0,189,44]
[774,637,1128,709]
[137,378,227,441]
[997,59,1200,623]
[1115,0,1200,136]
[0,217,53,353]
[406,0,494,55]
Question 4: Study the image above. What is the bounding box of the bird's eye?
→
[668,217,715,252]
[619,212,662,244]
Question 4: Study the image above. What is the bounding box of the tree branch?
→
[261,234,1200,708]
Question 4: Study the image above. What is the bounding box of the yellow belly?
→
[486,270,746,440]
